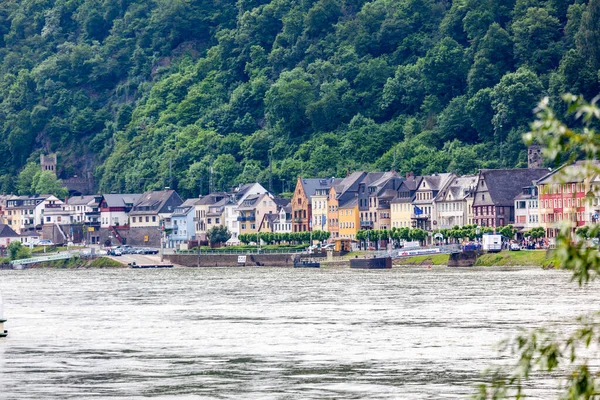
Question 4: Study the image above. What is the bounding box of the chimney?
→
[406,172,414,179]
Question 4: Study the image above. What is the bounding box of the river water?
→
[0,266,597,399]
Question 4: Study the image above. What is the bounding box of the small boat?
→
[0,292,7,337]
[293,256,320,268]
[350,256,392,269]
[129,262,173,269]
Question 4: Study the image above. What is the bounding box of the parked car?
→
[509,243,521,251]
[142,248,159,254]
[35,240,55,246]
[107,248,122,256]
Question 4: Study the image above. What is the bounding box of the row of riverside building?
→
[0,153,599,249]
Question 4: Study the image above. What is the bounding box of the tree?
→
[206,225,232,246]
[467,23,513,94]
[499,224,517,240]
[16,162,39,195]
[31,171,69,198]
[7,241,30,260]
[512,7,563,73]
[409,228,427,244]
[476,94,600,398]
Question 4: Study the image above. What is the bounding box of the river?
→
[0,266,597,399]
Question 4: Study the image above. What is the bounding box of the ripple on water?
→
[0,266,594,399]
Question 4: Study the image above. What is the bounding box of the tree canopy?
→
[0,0,596,196]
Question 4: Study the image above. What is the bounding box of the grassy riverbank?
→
[23,257,125,269]
[395,250,559,268]
[474,251,559,268]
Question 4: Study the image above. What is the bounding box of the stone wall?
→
[447,251,479,267]
[166,253,296,268]
[98,227,162,247]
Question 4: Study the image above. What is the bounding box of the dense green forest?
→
[0,0,599,197]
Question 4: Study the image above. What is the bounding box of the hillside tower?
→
[527,145,542,169]
[40,153,57,175]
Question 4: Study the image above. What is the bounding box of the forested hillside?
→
[0,0,598,197]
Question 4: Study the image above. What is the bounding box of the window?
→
[152,216,156,222]
[146,216,149,222]
[132,217,136,223]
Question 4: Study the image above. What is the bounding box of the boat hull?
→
[350,257,392,269]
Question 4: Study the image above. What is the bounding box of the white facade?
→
[437,200,467,229]
[311,190,329,231]
[514,198,539,230]
[223,203,240,244]
[101,209,128,227]
[40,196,70,225]
[273,208,292,233]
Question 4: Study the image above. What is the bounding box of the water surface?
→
[0,266,596,399]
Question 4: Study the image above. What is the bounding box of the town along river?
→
[0,266,597,399]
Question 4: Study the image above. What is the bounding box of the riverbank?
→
[1,256,125,269]
[394,250,559,268]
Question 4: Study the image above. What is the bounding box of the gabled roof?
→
[536,160,600,185]
[195,192,229,206]
[102,194,141,208]
[273,197,290,208]
[333,172,367,197]
[339,196,358,209]
[439,175,477,202]
[130,190,183,215]
[238,193,271,211]
[420,173,453,192]
[172,198,200,217]
[299,177,337,198]
[475,168,549,206]
[68,195,98,206]
[0,224,20,238]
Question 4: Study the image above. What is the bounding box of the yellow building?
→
[390,176,422,229]
[338,198,359,239]
[311,187,331,232]
[390,199,413,229]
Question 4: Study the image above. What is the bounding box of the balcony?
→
[411,213,429,219]
[293,217,303,223]
[360,220,373,227]
[45,204,61,209]
[237,215,256,222]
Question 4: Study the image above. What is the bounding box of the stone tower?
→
[40,153,57,175]
[528,145,542,169]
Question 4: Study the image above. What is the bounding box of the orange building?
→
[338,198,359,239]
[291,177,336,232]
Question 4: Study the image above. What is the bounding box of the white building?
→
[100,194,140,228]
[436,176,477,229]
[40,195,69,225]
[129,190,182,228]
[514,185,540,233]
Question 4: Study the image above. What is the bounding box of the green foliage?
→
[524,226,545,239]
[498,224,517,239]
[476,95,600,398]
[0,0,590,194]
[7,241,31,260]
[238,230,329,246]
[206,225,232,245]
